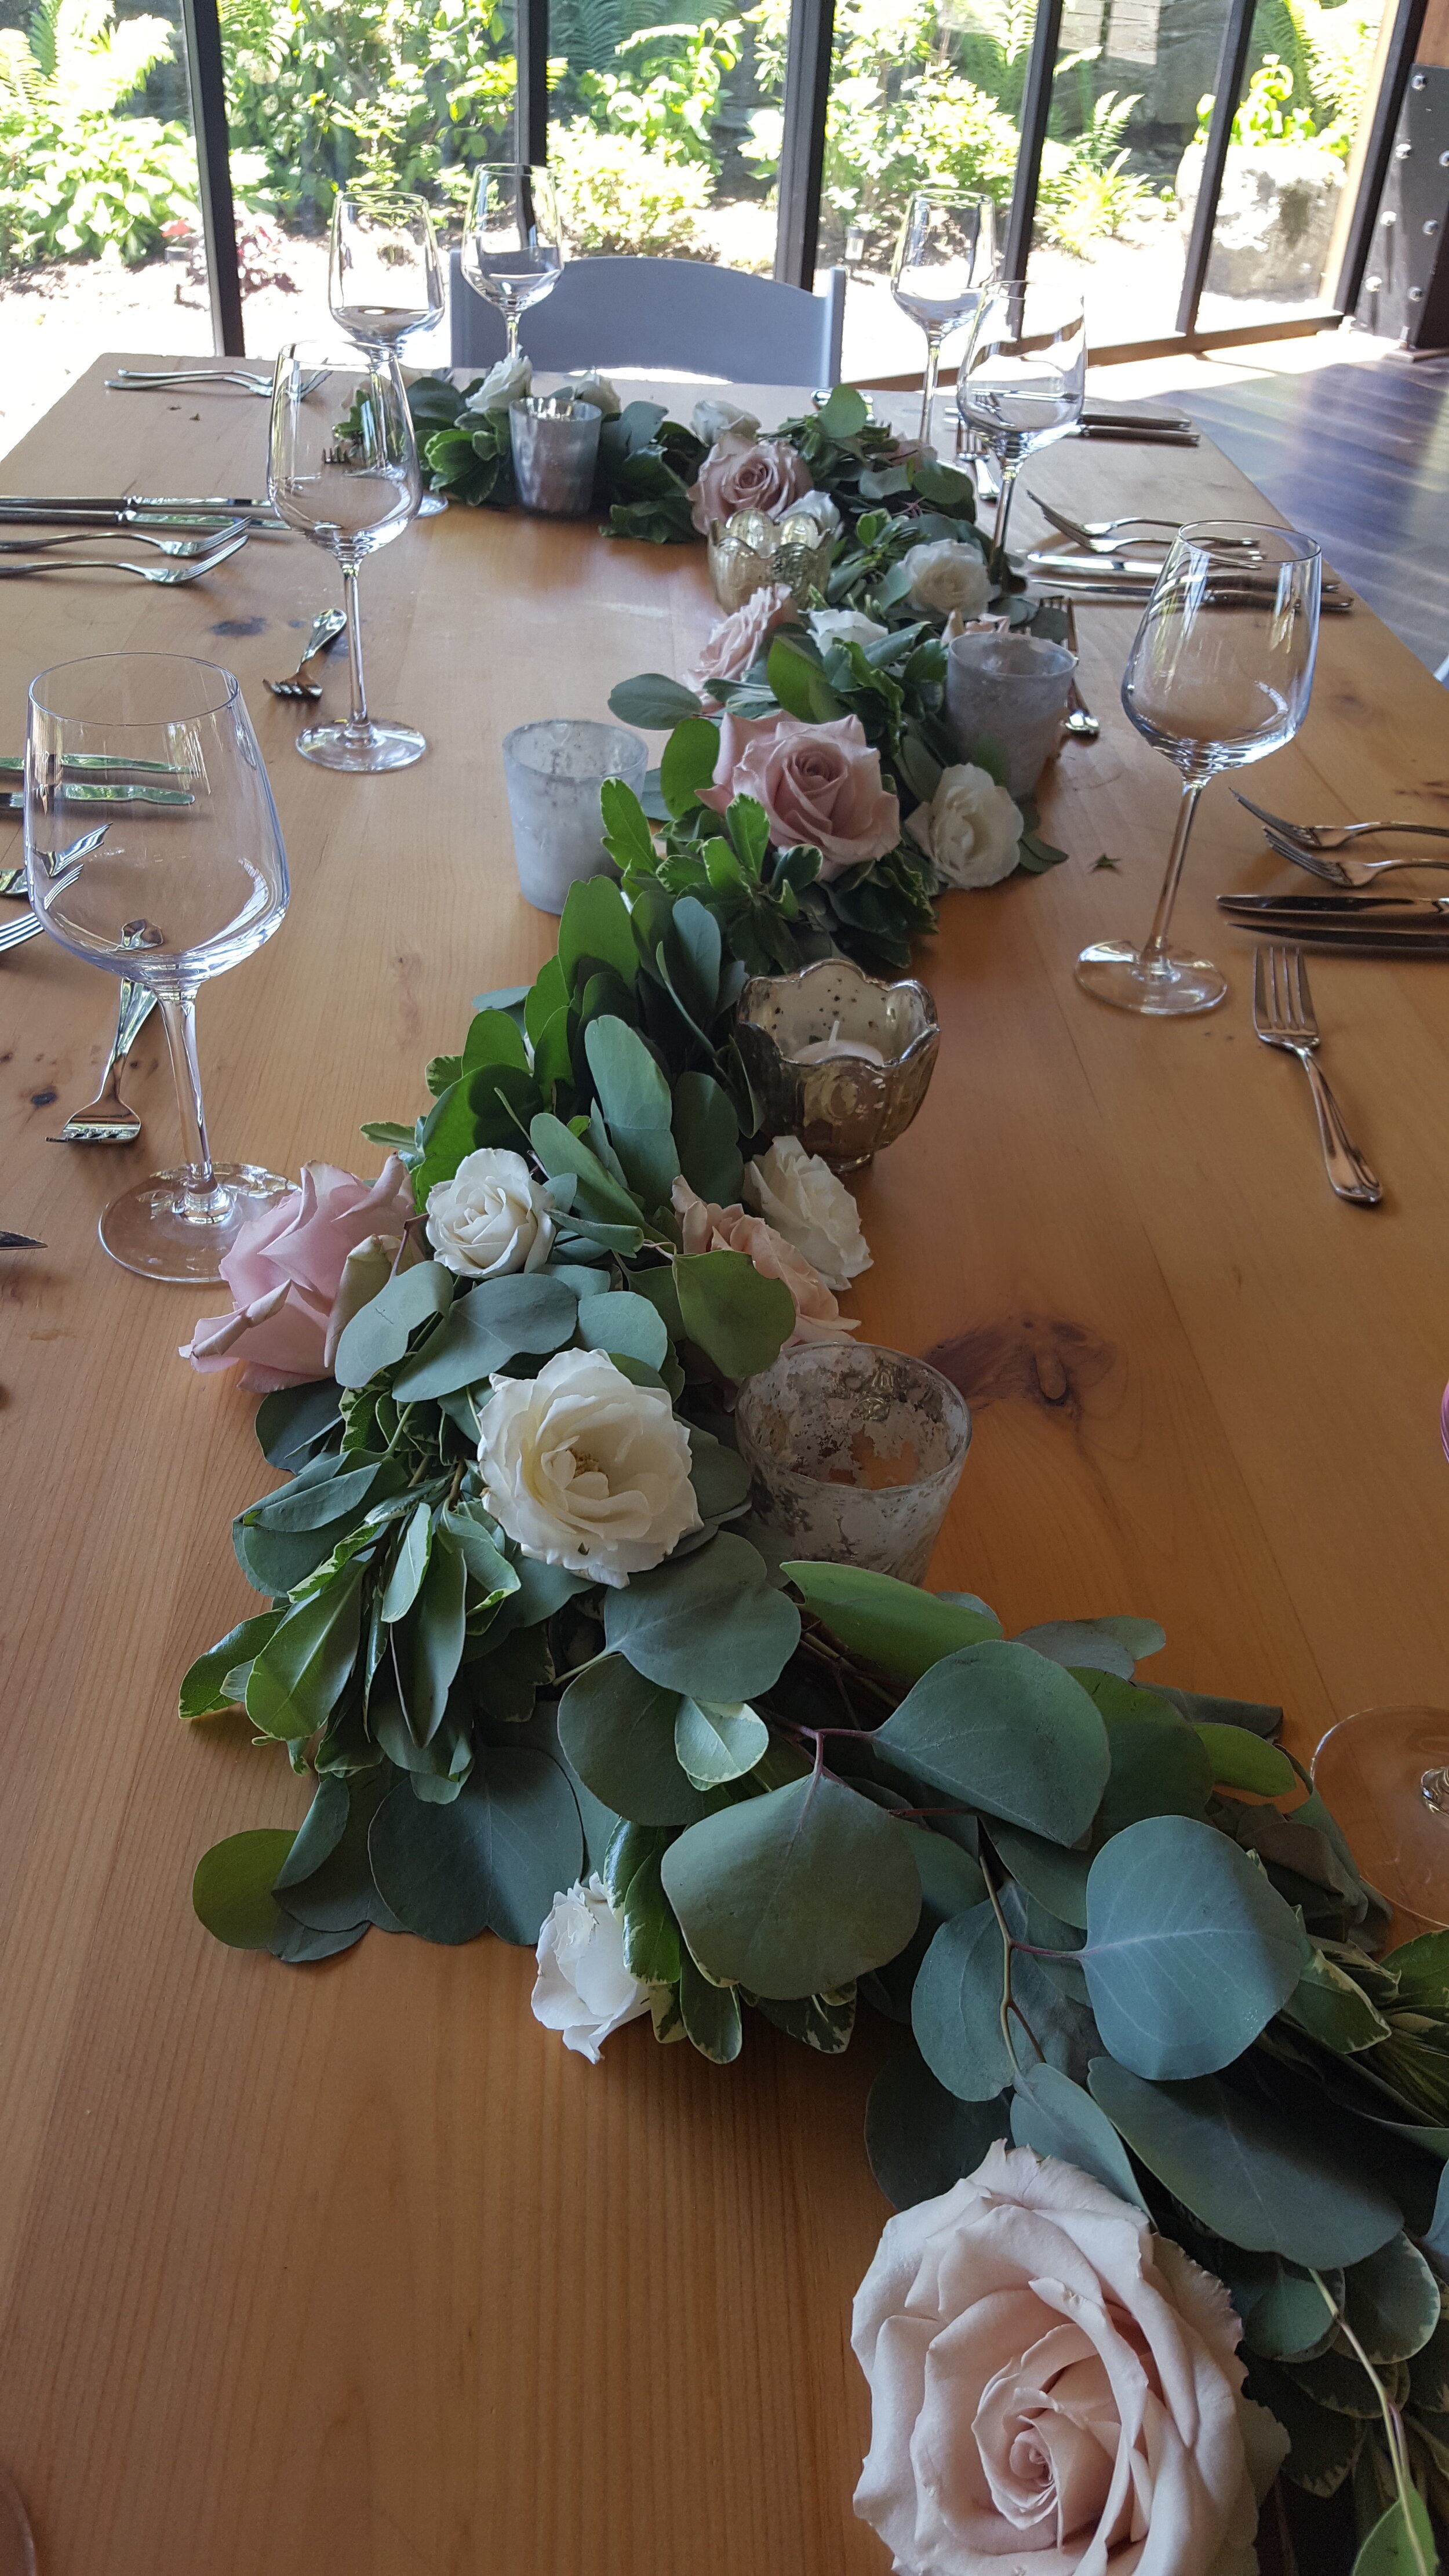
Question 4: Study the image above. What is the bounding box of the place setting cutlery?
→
[105,365,327,399]
[0,494,285,528]
[48,972,156,1145]
[1253,942,1382,1206]
[265,607,348,700]
[1028,494,1257,552]
[0,529,249,586]
[1033,594,1097,740]
[1232,789,1449,858]
[1022,545,1353,610]
[0,1230,43,1247]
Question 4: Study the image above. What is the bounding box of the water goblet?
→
[1075,520,1321,1017]
[24,653,290,1283]
[327,191,448,516]
[890,190,996,456]
[268,341,424,772]
[460,164,564,358]
[956,280,1085,578]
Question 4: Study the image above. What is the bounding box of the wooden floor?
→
[1156,345,1449,674]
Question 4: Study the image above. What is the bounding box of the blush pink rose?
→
[685,583,799,700]
[180,1155,417,1392]
[852,2144,1288,2576]
[672,1176,857,1348]
[698,709,900,881]
[688,431,814,534]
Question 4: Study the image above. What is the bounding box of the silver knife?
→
[1028,549,1346,590]
[0,754,188,776]
[0,492,279,519]
[2,785,194,810]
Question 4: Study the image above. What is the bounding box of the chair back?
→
[448,253,846,387]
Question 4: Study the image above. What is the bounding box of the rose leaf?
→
[873,1641,1111,1845]
[1082,1815,1309,2077]
[662,1772,920,1999]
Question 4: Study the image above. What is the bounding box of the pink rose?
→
[685,583,799,699]
[698,710,900,881]
[671,1176,857,1348]
[181,1156,417,1392]
[853,2144,1288,2576]
[688,431,814,535]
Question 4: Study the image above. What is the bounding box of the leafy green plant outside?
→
[0,0,199,268]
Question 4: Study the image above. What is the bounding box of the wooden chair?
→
[448,252,847,387]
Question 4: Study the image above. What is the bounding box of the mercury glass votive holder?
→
[501,718,646,914]
[509,398,602,516]
[945,630,1077,798]
[708,507,835,612]
[735,955,939,1171]
[736,1342,971,1585]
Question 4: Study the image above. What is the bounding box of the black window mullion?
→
[1175,0,1259,336]
[1000,0,1065,286]
[1332,0,1429,315]
[774,0,835,290]
[179,0,244,357]
[517,0,550,164]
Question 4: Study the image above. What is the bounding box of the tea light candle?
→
[789,1016,887,1069]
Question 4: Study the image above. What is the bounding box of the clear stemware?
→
[24,653,290,1284]
[460,163,564,358]
[268,341,424,773]
[955,280,1086,578]
[890,190,996,456]
[327,191,448,517]
[1312,1706,1449,1930]
[1076,519,1321,1017]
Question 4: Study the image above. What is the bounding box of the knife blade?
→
[1217,891,1442,915]
[1075,425,1199,445]
[1080,405,1194,431]
[1028,549,1346,590]
[0,492,279,519]
[0,753,188,777]
[1024,583,1354,613]
[2,785,194,810]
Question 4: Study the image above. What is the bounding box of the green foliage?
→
[548,119,713,256]
[0,0,199,268]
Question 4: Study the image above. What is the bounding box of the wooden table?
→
[1,358,1447,2576]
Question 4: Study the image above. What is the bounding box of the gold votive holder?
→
[735,956,939,1172]
[708,507,835,613]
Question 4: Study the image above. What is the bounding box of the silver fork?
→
[49,977,156,1143]
[1253,944,1381,1206]
[1261,827,1449,889]
[1027,494,1257,551]
[1233,789,1449,850]
[1039,594,1097,741]
[0,532,247,585]
[106,366,326,399]
[266,607,348,700]
[0,523,242,559]
[0,912,43,956]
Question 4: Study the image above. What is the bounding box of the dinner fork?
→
[1037,595,1097,740]
[106,366,326,399]
[0,531,247,585]
[49,977,155,1143]
[1027,494,1257,552]
[1253,944,1381,1206]
[1233,790,1449,850]
[0,911,42,956]
[265,607,348,700]
[0,523,242,559]
[1261,827,1449,889]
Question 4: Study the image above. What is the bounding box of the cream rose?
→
[693,396,760,446]
[478,1347,699,1585]
[743,1136,870,1292]
[688,431,814,534]
[463,351,532,414]
[809,606,889,652]
[567,371,621,418]
[531,1874,654,2061]
[786,487,843,539]
[906,537,993,620]
[853,2144,1288,2576]
[672,1176,857,1347]
[698,710,900,881]
[685,583,799,698]
[425,1147,558,1279]
[909,761,1023,889]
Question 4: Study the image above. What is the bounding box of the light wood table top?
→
[1,358,1446,2576]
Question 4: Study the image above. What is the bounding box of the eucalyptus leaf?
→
[874,1642,1110,1846]
[369,1748,582,1945]
[1350,2486,1437,2576]
[661,1773,920,1999]
[603,1531,800,1701]
[392,1271,580,1400]
[272,1774,349,1891]
[1082,1815,1310,2079]
[242,1456,384,1536]
[687,1429,752,1525]
[1239,2258,1342,2360]
[911,1900,1077,2102]
[255,1378,341,1470]
[1156,1685,1284,1741]
[333,1261,453,1391]
[660,716,722,820]
[865,2049,1011,2208]
[576,1290,669,1369]
[607,672,704,730]
[582,1017,680,1210]
[440,1501,518,1605]
[1014,1620,1135,1678]
[192,1827,297,1949]
[1344,2233,1443,2364]
[1079,1671,1213,1839]
[245,1567,365,1743]
[394,1529,467,1745]
[673,1697,769,1790]
[783,1563,1001,1678]
[179,1611,282,1718]
[530,1112,650,1235]
[380,1501,432,1624]
[672,1068,744,1205]
[660,894,722,1032]
[1198,1725,1298,1796]
[272,1769,401,1933]
[1010,2062,1149,2211]
[673,1249,795,1378]
[556,1654,709,1825]
[678,1947,742,2061]
[558,874,638,992]
[989,1823,1090,1929]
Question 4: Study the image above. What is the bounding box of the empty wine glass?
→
[1076,519,1321,1017]
[460,164,564,358]
[328,191,447,516]
[1312,1705,1449,1930]
[268,341,424,772]
[891,191,996,456]
[956,281,1085,577]
[25,654,290,1283]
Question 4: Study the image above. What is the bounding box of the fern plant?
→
[0,0,175,121]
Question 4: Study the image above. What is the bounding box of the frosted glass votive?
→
[945,630,1076,797]
[736,1342,971,1585]
[501,718,646,915]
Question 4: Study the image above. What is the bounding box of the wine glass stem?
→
[157,988,223,1214]
[505,302,520,359]
[341,558,370,741]
[919,330,943,453]
[1142,779,1205,967]
[989,459,1019,587]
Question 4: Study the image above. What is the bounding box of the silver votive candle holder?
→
[736,1342,971,1584]
[734,955,939,1171]
[509,397,602,516]
[945,629,1077,798]
[501,717,646,914]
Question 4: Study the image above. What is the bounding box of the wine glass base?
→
[1313,1705,1449,1928]
[100,1163,292,1284]
[296,719,426,773]
[417,492,447,517]
[1075,940,1228,1018]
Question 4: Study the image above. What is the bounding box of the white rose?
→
[464,351,533,414]
[425,1147,557,1278]
[785,487,843,538]
[567,371,622,418]
[809,607,888,652]
[909,760,1023,889]
[743,1136,871,1292]
[478,1347,700,1586]
[906,536,992,619]
[531,1873,654,2062]
[693,395,760,445]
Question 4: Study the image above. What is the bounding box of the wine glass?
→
[268,341,424,773]
[1313,1707,1448,1929]
[1076,521,1321,1017]
[460,163,564,358]
[328,191,448,517]
[890,191,996,456]
[24,654,290,1285]
[956,281,1085,577]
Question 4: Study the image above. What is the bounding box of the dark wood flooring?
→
[1159,348,1449,676]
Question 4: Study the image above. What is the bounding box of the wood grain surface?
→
[1,358,1447,2576]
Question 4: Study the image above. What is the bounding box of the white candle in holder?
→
[789,1016,887,1069]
